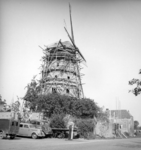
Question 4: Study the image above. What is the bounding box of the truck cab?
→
[0,112,20,139]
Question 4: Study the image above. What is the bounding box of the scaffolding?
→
[39,5,86,98]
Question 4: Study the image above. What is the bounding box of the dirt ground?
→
[0,137,141,150]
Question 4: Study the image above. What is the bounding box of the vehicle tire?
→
[0,131,5,139]
[10,135,15,139]
[31,133,38,139]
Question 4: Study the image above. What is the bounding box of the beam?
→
[64,27,86,62]
[69,4,75,43]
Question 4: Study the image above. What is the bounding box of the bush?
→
[75,119,95,139]
[50,113,66,128]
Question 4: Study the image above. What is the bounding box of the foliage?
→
[0,94,6,104]
[129,69,141,96]
[134,120,140,135]
[29,93,100,119]
[0,94,8,111]
[50,113,66,128]
[96,108,110,123]
[24,82,38,104]
[24,76,42,106]
[0,94,2,101]
[134,120,139,130]
[63,114,75,128]
[75,118,95,139]
[23,75,100,118]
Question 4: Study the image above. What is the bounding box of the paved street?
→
[0,137,141,150]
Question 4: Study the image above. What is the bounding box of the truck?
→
[0,112,20,139]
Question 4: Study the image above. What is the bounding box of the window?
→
[57,62,59,67]
[24,125,29,128]
[12,122,14,126]
[52,88,57,93]
[55,75,57,78]
[31,121,35,124]
[66,89,69,93]
[37,122,40,125]
[16,122,19,126]
[30,124,35,128]
[20,124,23,128]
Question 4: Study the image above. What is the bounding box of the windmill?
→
[39,4,86,98]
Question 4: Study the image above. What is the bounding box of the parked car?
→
[29,120,52,137]
[17,123,45,139]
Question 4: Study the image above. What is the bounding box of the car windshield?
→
[30,121,40,125]
[37,122,40,125]
[29,124,36,128]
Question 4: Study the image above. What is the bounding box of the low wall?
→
[95,121,115,138]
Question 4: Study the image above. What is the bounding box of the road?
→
[0,137,141,150]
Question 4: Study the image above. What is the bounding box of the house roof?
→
[47,41,74,49]
[110,110,132,119]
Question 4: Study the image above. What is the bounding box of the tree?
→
[0,95,2,101]
[134,120,139,134]
[24,93,100,119]
[129,69,141,96]
[97,108,110,123]
[24,76,42,109]
[0,94,7,111]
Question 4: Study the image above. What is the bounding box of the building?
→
[109,110,134,136]
[39,5,85,98]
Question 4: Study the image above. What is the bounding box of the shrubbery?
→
[49,115,96,139]
[24,93,101,139]
[75,118,95,139]
[50,113,66,128]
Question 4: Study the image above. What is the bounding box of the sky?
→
[0,0,141,124]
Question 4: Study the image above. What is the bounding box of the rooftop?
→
[46,41,74,49]
[110,110,132,119]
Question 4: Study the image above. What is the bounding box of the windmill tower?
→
[40,5,86,98]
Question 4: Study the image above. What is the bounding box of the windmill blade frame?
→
[64,27,86,62]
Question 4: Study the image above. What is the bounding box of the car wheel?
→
[10,135,15,139]
[31,133,38,139]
